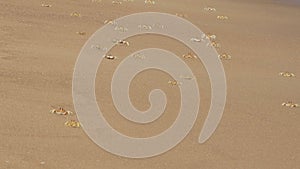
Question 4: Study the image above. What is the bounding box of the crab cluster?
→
[49,107,81,128]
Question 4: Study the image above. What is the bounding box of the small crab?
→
[282,101,299,108]
[182,52,197,59]
[50,107,74,115]
[205,33,217,41]
[91,45,107,51]
[175,13,188,18]
[219,53,232,60]
[41,4,52,7]
[180,75,194,80]
[115,40,129,46]
[168,80,182,86]
[279,72,296,77]
[204,7,216,12]
[92,0,102,3]
[70,12,81,17]
[207,41,220,48]
[145,0,155,5]
[76,31,86,35]
[217,15,229,20]
[190,37,202,43]
[65,120,81,128]
[133,53,146,60]
[114,26,128,32]
[104,54,117,60]
[138,24,152,30]
[112,1,122,4]
[104,19,116,25]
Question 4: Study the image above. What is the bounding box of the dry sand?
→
[0,0,299,168]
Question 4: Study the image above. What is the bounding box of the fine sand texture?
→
[0,0,299,168]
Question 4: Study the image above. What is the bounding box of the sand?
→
[0,0,299,168]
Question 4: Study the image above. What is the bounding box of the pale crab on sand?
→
[217,15,229,20]
[168,80,182,86]
[279,72,296,77]
[219,53,232,60]
[50,107,74,115]
[114,39,130,46]
[70,12,81,17]
[41,4,52,7]
[104,54,117,60]
[282,101,299,108]
[65,120,81,128]
[204,7,216,12]
[104,20,117,25]
[182,52,197,59]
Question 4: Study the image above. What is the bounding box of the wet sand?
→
[0,0,299,168]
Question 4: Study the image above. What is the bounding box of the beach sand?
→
[0,0,299,168]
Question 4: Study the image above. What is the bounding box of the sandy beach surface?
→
[0,0,299,168]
